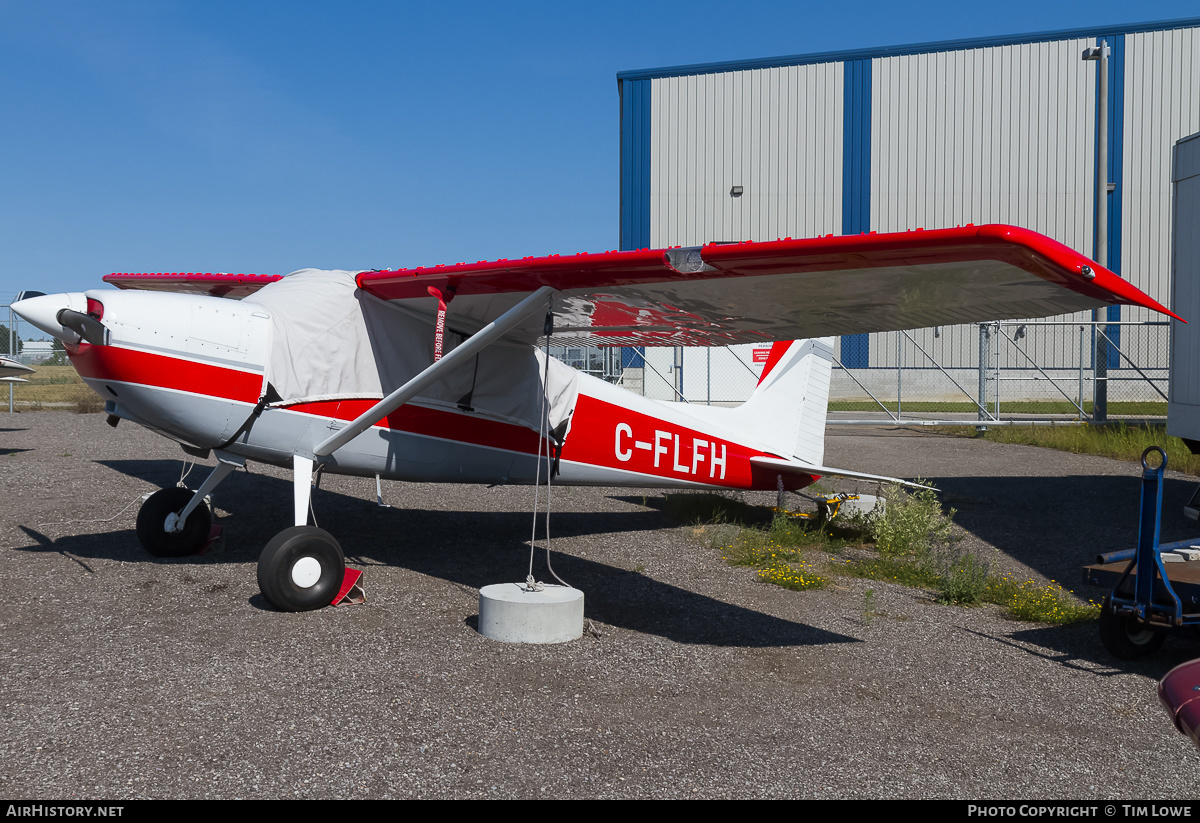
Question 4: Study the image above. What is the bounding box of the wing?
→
[103,272,283,299]
[355,224,1180,345]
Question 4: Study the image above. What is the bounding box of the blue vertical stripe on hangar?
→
[618,76,652,367]
[839,58,872,368]
[619,77,652,254]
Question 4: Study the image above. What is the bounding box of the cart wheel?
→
[1099,596,1165,660]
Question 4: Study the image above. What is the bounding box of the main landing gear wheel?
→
[1099,596,1166,660]
[136,487,212,558]
[257,526,345,612]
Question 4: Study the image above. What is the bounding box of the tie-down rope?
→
[527,295,569,592]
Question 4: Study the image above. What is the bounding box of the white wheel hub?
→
[1128,625,1156,645]
[291,556,322,588]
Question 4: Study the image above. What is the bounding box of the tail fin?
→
[724,338,834,465]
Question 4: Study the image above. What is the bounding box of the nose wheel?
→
[257,526,345,612]
[134,459,239,558]
[136,487,212,557]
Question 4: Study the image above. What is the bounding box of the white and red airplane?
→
[12,224,1179,611]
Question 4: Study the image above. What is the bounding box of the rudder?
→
[723,338,834,466]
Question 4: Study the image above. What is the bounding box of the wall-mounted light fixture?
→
[730,185,743,197]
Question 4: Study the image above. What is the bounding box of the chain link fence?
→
[2,306,102,413]
[608,320,1170,424]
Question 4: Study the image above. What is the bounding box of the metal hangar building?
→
[615,17,1200,412]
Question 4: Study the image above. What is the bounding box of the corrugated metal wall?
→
[649,64,843,247]
[1124,27,1200,303]
[872,41,1095,244]
[869,39,1096,370]
[1123,28,1200,371]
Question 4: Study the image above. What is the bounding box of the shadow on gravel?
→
[920,473,1200,585]
[960,624,1200,679]
[11,459,857,649]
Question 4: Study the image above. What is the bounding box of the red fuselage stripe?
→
[70,344,263,403]
[285,399,546,455]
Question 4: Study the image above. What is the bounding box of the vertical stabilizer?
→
[722,338,834,466]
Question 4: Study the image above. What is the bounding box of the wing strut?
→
[312,286,555,458]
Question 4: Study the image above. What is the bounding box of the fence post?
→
[674,346,683,401]
[1084,40,1111,425]
[977,323,989,425]
[1094,312,1109,423]
[8,305,13,414]
[1079,323,1086,420]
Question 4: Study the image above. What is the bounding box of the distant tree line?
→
[0,324,21,357]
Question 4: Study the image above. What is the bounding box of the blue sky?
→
[2,0,1198,299]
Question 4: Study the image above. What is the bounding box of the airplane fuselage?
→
[56,288,810,495]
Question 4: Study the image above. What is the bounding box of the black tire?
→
[136,487,212,558]
[257,526,345,612]
[1099,596,1166,660]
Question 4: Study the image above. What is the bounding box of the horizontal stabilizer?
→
[749,456,937,491]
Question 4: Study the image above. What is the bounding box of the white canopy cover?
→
[249,269,579,438]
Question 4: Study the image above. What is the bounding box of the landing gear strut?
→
[255,454,345,612]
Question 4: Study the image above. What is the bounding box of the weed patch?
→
[715,514,849,591]
[664,485,1099,625]
[757,559,828,590]
[982,575,1101,624]
[75,394,105,414]
[839,555,943,588]
[934,548,992,605]
[869,484,955,558]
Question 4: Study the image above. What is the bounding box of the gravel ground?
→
[1,412,1199,799]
